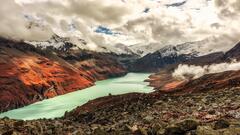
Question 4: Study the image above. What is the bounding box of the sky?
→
[0,0,240,51]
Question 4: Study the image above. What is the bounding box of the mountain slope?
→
[223,41,240,61]
[129,49,193,72]
[0,37,127,112]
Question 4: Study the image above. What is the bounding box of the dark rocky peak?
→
[224,41,240,61]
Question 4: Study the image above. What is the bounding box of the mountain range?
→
[0,36,240,134]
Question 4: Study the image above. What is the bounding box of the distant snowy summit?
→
[26,34,137,55]
[26,34,227,59]
[129,38,222,57]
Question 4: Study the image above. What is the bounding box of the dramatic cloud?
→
[0,0,53,41]
[23,0,130,26]
[109,0,240,51]
[173,60,240,80]
[0,0,239,51]
[215,0,240,18]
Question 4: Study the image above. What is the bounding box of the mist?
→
[172,60,240,80]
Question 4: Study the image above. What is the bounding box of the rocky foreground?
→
[1,87,239,135]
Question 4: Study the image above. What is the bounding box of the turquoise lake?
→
[0,73,153,120]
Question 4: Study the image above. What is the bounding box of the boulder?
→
[164,125,185,135]
[176,119,199,131]
[214,119,230,130]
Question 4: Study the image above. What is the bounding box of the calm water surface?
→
[0,73,153,120]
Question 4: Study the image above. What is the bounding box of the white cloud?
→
[0,0,54,41]
[173,60,240,80]
[0,0,239,51]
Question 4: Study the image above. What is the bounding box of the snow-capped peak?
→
[25,34,137,55]
[25,34,88,51]
[130,39,222,57]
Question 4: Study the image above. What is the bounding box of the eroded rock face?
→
[0,38,127,112]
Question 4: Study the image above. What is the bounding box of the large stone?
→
[126,125,138,132]
[214,119,230,130]
[164,125,185,135]
[135,127,148,135]
[93,128,107,135]
[2,130,20,135]
[13,120,24,127]
[143,115,154,123]
[176,119,199,131]
[72,129,85,135]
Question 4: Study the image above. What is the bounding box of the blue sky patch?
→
[94,26,121,36]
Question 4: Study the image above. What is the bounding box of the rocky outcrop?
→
[0,38,127,112]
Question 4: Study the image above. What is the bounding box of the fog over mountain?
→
[0,0,240,52]
[173,60,240,80]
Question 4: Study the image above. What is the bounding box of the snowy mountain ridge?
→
[26,34,88,51]
[26,34,136,55]
[26,34,223,58]
[129,39,221,57]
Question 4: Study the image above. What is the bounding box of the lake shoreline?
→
[0,73,153,120]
